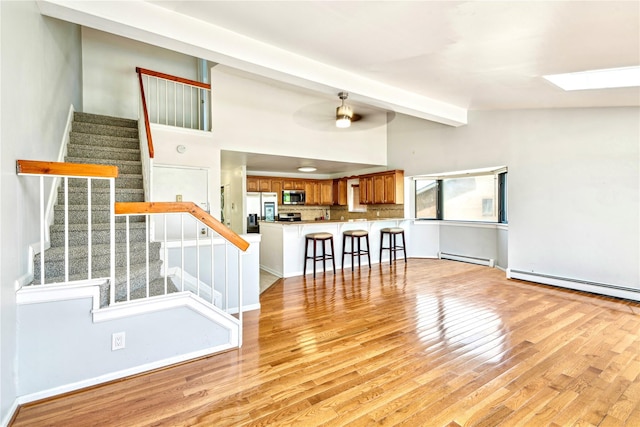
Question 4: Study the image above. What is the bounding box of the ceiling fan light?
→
[336,115,351,128]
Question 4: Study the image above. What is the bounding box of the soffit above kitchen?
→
[38,1,640,129]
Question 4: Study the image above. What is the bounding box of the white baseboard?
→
[439,251,495,268]
[1,399,19,427]
[507,269,640,302]
[15,342,236,407]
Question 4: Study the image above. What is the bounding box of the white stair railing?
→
[114,202,249,326]
[16,160,117,286]
[136,67,212,131]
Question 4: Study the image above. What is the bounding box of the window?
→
[415,179,439,219]
[414,167,507,223]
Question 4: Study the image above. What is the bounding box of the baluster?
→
[237,249,243,347]
[196,219,200,297]
[180,213,185,292]
[126,215,130,301]
[224,242,229,311]
[164,214,168,295]
[145,213,150,298]
[214,230,216,305]
[174,81,177,127]
[109,178,116,305]
[64,177,69,282]
[87,178,92,280]
[39,176,45,285]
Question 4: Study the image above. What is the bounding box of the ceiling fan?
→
[335,92,362,128]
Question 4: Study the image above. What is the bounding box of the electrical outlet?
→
[112,332,125,351]
[176,194,183,202]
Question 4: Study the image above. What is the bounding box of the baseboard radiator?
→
[508,269,640,302]
[438,252,495,268]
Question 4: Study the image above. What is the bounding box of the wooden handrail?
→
[136,68,154,159]
[115,202,250,252]
[16,160,118,178]
[136,67,211,90]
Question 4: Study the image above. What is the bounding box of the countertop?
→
[260,218,406,225]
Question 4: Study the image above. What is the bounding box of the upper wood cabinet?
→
[304,181,318,205]
[333,179,347,206]
[246,176,259,192]
[359,176,373,204]
[247,171,403,205]
[319,180,333,205]
[271,180,283,204]
[359,170,404,205]
[258,178,272,192]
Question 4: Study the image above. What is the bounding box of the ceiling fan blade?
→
[351,113,363,122]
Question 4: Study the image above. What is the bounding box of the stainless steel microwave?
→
[282,190,305,205]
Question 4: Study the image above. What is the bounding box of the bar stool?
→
[303,232,336,278]
[342,230,371,270]
[380,227,407,264]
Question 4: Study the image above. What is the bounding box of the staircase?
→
[33,112,176,306]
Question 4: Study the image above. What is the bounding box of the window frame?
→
[414,167,507,224]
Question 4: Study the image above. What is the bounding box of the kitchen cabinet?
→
[304,181,319,205]
[283,179,305,190]
[380,170,404,204]
[333,179,347,206]
[271,180,283,204]
[319,180,333,205]
[258,178,272,192]
[246,176,259,192]
[359,170,404,205]
[373,175,385,204]
[359,176,373,204]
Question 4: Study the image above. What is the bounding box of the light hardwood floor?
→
[12,259,640,426]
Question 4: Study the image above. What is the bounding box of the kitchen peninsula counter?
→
[259,218,411,278]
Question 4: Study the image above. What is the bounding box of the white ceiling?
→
[39,1,640,176]
[148,1,640,111]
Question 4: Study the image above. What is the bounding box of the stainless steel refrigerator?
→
[246,192,278,220]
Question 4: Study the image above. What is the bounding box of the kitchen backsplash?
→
[278,205,404,221]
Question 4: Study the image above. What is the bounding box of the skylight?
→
[543,66,640,91]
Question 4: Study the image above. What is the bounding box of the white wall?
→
[0,2,83,422]
[82,27,199,120]
[17,296,230,398]
[151,124,221,220]
[221,166,246,235]
[388,108,640,291]
[211,65,388,166]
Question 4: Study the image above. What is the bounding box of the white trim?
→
[1,400,19,427]
[92,291,239,333]
[16,280,104,311]
[507,269,640,302]
[227,302,261,314]
[15,342,235,407]
[438,220,501,229]
[412,165,507,180]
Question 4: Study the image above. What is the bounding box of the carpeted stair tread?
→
[67,145,141,162]
[35,241,160,261]
[69,133,139,150]
[72,121,138,139]
[63,174,144,190]
[73,112,138,128]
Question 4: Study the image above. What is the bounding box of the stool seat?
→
[304,233,336,278]
[380,227,407,264]
[381,227,404,233]
[306,232,333,239]
[343,229,368,237]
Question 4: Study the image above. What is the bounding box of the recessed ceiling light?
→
[298,166,317,172]
[543,66,640,91]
